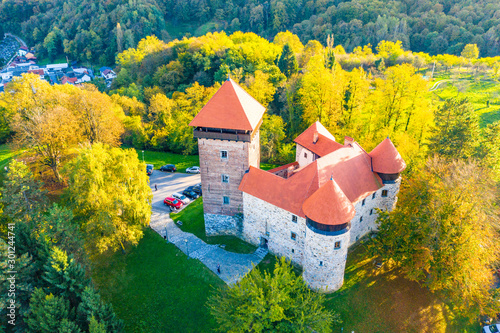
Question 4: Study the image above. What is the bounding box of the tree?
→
[428,97,480,159]
[1,159,48,223]
[372,157,500,318]
[277,43,298,78]
[77,287,123,333]
[209,258,339,332]
[63,143,152,253]
[461,44,479,61]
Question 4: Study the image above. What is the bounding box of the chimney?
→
[344,136,354,146]
[313,132,319,144]
[285,166,295,179]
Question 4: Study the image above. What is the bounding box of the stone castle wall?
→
[302,225,350,292]
[197,132,260,236]
[242,193,306,266]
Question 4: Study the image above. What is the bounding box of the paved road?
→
[148,170,267,284]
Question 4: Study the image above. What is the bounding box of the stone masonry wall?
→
[303,226,350,292]
[348,178,401,245]
[198,132,260,236]
[296,144,315,168]
[242,193,306,266]
[205,213,241,237]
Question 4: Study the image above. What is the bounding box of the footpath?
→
[148,171,267,284]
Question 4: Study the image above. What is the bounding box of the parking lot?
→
[149,169,201,213]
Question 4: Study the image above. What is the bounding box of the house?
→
[60,75,78,85]
[25,52,37,61]
[17,46,28,57]
[101,68,117,80]
[190,78,406,292]
[75,73,92,83]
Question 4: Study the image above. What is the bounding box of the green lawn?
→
[431,74,500,127]
[91,228,225,333]
[171,199,257,254]
[325,243,479,333]
[130,148,200,173]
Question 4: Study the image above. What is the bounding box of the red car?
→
[164,197,183,210]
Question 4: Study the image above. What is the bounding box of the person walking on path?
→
[217,264,221,274]
[155,184,158,191]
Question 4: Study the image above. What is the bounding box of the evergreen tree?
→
[278,43,298,78]
[428,98,480,159]
[77,286,124,333]
[24,288,78,333]
[42,247,89,309]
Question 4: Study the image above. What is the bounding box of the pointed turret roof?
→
[293,121,343,157]
[302,179,356,226]
[189,78,265,131]
[369,138,406,174]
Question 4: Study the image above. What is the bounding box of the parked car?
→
[172,192,191,205]
[186,166,200,174]
[182,189,199,200]
[160,164,177,172]
[146,164,154,176]
[186,185,202,196]
[483,324,500,333]
[163,197,183,210]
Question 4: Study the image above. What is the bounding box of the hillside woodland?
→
[2,0,500,65]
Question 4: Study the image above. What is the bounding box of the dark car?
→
[160,164,177,172]
[182,189,199,200]
[163,197,183,210]
[186,185,202,196]
[146,164,154,176]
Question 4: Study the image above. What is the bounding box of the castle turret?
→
[302,179,355,292]
[189,78,265,236]
[369,138,406,211]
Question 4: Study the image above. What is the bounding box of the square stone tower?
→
[189,78,265,236]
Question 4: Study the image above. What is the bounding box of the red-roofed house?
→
[61,76,78,85]
[191,78,406,292]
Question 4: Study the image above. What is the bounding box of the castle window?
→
[221,174,229,183]
[304,152,307,158]
[220,150,228,159]
[370,209,373,215]
[291,232,297,241]
[319,261,323,266]
[382,190,388,197]
[372,192,376,199]
[360,216,363,223]
[334,241,341,249]
[291,248,295,254]
[292,215,297,223]
[223,196,230,204]
[362,199,365,206]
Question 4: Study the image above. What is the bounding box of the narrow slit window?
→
[292,215,297,223]
[372,192,376,199]
[362,199,366,206]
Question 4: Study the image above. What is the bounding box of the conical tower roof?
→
[189,78,265,131]
[369,138,406,174]
[302,179,355,226]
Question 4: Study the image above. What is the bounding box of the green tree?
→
[277,43,298,78]
[372,157,500,318]
[208,258,339,332]
[1,159,48,223]
[25,288,78,333]
[77,287,123,332]
[428,98,480,159]
[63,143,152,253]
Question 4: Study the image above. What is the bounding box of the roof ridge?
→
[297,160,321,215]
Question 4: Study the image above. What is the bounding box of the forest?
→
[2,0,500,65]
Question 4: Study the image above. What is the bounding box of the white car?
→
[186,166,200,174]
[172,192,191,205]
[483,324,500,333]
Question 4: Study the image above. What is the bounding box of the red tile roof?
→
[302,180,355,225]
[294,122,344,157]
[189,78,265,131]
[61,76,77,84]
[369,138,406,174]
[28,69,44,75]
[239,140,384,218]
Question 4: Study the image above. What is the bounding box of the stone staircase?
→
[253,247,268,260]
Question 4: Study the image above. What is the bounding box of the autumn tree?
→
[461,44,479,61]
[209,258,339,332]
[372,157,500,318]
[63,143,152,253]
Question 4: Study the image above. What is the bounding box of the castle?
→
[189,78,406,292]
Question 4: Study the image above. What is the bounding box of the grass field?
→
[0,144,17,170]
[171,199,257,254]
[91,228,225,333]
[130,148,200,173]
[431,73,500,127]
